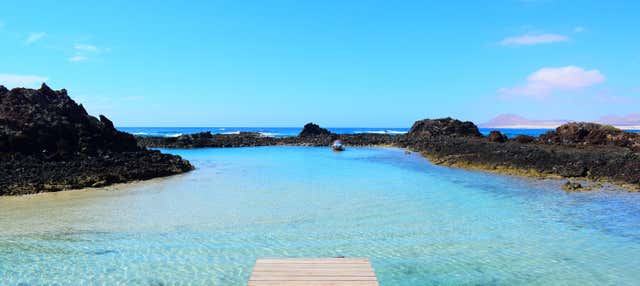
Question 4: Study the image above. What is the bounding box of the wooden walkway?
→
[248,258,379,286]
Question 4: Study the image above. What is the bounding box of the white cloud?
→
[573,26,585,33]
[500,33,569,46]
[70,43,108,62]
[26,32,46,44]
[68,55,88,62]
[74,44,99,52]
[499,66,605,98]
[0,74,48,88]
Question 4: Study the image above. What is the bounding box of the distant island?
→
[481,113,640,130]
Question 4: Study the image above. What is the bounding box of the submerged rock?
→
[0,84,193,195]
[563,181,584,191]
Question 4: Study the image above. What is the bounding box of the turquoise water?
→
[1,147,640,285]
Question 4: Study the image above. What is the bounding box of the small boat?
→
[332,140,345,151]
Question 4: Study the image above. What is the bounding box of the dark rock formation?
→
[487,130,508,143]
[540,122,640,151]
[398,119,640,188]
[0,84,193,195]
[407,117,482,138]
[298,123,332,137]
[138,132,281,148]
[511,135,536,144]
[137,131,397,149]
[563,181,584,191]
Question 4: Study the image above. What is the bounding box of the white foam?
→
[164,133,183,137]
[355,130,407,135]
[259,132,278,137]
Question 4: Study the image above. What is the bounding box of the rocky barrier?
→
[0,84,193,196]
[136,123,399,148]
[138,118,640,190]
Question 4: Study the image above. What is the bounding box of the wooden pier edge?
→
[248,258,379,286]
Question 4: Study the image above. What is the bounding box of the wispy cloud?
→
[26,32,46,44]
[68,55,88,62]
[74,44,100,52]
[0,74,48,88]
[0,21,5,29]
[499,66,605,99]
[500,33,569,46]
[573,26,586,33]
[69,43,108,63]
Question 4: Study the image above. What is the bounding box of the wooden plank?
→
[248,258,379,286]
[250,276,377,281]
[248,282,378,286]
[251,270,375,276]
[257,258,370,264]
[252,265,373,271]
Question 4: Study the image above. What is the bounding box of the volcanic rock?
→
[563,181,584,191]
[298,123,332,137]
[0,84,193,195]
[407,117,482,138]
[540,122,640,151]
[487,130,508,143]
[511,135,536,144]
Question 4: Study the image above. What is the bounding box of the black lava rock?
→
[0,84,193,195]
[407,117,482,138]
[487,130,508,143]
[298,123,332,137]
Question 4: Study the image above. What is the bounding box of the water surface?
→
[1,147,639,285]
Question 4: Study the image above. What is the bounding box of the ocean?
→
[1,146,639,285]
[118,127,563,138]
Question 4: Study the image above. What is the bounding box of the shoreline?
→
[482,124,640,130]
[5,144,638,198]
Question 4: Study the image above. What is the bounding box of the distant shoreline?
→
[481,125,640,130]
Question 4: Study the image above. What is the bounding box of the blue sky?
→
[1,0,639,127]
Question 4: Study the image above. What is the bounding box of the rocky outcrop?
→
[407,117,482,138]
[487,130,508,143]
[136,132,397,149]
[540,122,640,151]
[510,135,536,144]
[0,84,193,195]
[298,123,332,137]
[398,119,640,189]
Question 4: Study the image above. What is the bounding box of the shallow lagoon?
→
[1,147,640,285]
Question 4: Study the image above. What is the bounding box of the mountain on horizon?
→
[481,113,640,129]
[479,114,569,128]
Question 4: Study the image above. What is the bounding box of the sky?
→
[1,0,639,127]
